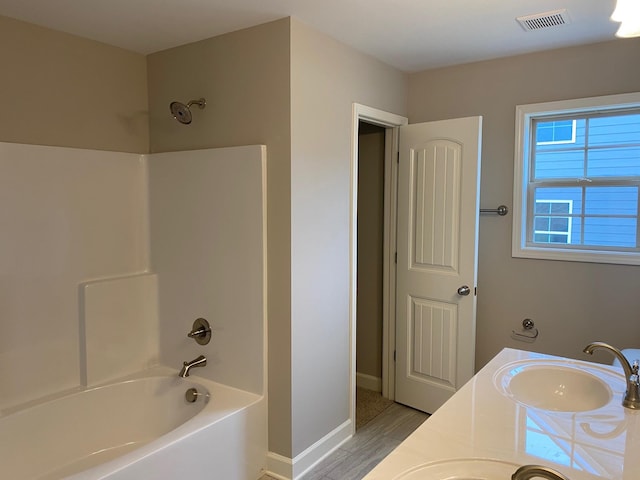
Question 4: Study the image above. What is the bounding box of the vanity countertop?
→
[363,348,640,480]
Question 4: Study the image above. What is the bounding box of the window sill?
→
[512,245,640,266]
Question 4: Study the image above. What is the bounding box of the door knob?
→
[457,285,471,296]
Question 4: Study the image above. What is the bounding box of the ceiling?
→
[0,0,621,72]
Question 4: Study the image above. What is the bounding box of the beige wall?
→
[3,12,406,461]
[146,18,293,457]
[408,38,640,369]
[0,15,148,153]
[356,126,385,380]
[148,17,408,459]
[290,18,407,456]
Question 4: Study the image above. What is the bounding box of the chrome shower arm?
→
[186,98,206,109]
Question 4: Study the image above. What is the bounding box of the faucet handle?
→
[187,318,211,345]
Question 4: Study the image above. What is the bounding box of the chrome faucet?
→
[512,465,570,480]
[583,342,640,410]
[179,355,207,378]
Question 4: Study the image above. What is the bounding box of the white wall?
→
[148,146,267,395]
[0,141,267,414]
[0,143,148,410]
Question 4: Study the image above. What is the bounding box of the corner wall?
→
[290,18,407,460]
[408,38,640,369]
[146,18,293,457]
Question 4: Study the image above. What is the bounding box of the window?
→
[513,93,640,265]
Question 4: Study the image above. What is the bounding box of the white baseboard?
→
[265,419,352,480]
[265,452,292,480]
[356,372,382,392]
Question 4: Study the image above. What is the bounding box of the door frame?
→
[349,103,408,434]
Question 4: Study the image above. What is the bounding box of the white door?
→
[395,117,482,414]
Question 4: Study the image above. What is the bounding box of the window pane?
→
[534,217,550,231]
[534,202,551,214]
[585,186,638,215]
[535,119,587,151]
[536,123,554,143]
[534,233,551,243]
[569,217,583,244]
[549,234,569,243]
[534,187,583,214]
[550,202,571,214]
[534,150,585,179]
[587,147,640,177]
[550,217,569,231]
[584,217,637,247]
[588,113,640,147]
[533,230,569,244]
[536,120,574,143]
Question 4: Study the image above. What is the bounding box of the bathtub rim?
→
[2,365,262,417]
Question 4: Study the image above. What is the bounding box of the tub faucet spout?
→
[583,341,640,410]
[179,355,207,378]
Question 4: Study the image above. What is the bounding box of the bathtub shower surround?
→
[0,142,268,479]
[0,142,148,410]
[148,146,267,395]
[80,274,159,386]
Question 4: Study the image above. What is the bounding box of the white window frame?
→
[513,92,640,266]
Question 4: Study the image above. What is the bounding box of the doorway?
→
[350,105,482,430]
[349,104,407,434]
[355,121,388,429]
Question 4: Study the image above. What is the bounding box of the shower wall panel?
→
[0,142,148,410]
[148,145,267,395]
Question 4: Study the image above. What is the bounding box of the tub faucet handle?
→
[187,318,211,345]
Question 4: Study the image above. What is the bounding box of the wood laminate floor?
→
[260,401,429,480]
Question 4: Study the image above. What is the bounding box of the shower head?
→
[169,98,206,124]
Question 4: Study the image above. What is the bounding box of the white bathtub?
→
[0,369,267,480]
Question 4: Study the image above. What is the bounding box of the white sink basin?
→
[393,458,521,480]
[494,360,615,412]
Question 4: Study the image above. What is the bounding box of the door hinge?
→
[393,350,396,362]
[394,252,397,264]
[397,151,400,163]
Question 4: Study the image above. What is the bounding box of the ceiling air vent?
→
[516,9,571,32]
